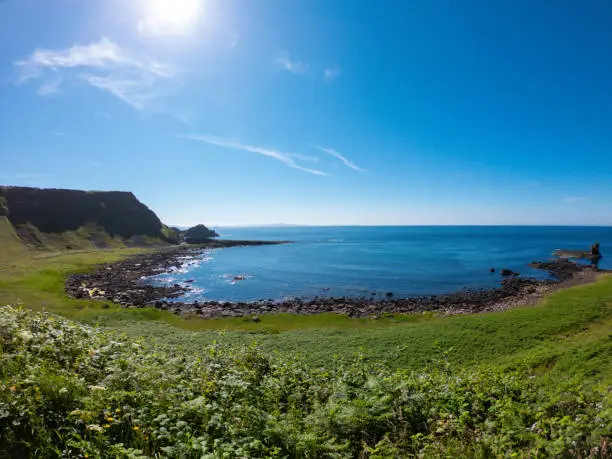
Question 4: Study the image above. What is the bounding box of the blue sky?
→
[1,0,611,226]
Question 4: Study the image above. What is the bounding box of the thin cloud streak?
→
[315,145,367,172]
[276,52,309,74]
[324,66,342,81]
[276,53,342,81]
[180,135,328,176]
[14,37,175,113]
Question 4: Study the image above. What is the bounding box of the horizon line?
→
[174,223,612,229]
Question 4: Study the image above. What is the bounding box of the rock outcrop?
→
[183,224,219,243]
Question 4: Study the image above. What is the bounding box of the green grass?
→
[0,216,27,259]
[2,305,611,458]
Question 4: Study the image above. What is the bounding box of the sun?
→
[141,0,203,35]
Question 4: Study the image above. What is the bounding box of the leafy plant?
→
[1,306,610,458]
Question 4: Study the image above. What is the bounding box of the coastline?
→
[65,242,605,318]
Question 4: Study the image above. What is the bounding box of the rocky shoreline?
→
[65,242,604,318]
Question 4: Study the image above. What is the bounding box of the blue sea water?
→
[150,226,612,302]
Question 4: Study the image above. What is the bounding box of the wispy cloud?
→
[85,74,155,110]
[563,197,586,203]
[37,75,62,96]
[324,66,342,81]
[50,131,65,137]
[14,37,176,113]
[179,135,328,176]
[276,52,309,75]
[315,145,367,172]
[276,52,341,81]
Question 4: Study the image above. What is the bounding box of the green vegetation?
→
[161,224,181,245]
[2,306,611,458]
[1,242,611,457]
[0,216,26,259]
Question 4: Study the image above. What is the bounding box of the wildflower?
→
[18,330,33,342]
[86,424,103,432]
[133,426,140,431]
[9,385,16,392]
[88,385,106,391]
[107,417,113,422]
[103,424,111,429]
[115,408,121,413]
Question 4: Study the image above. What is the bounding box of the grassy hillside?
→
[0,216,26,259]
[1,246,611,456]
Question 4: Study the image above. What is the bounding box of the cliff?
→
[0,186,175,249]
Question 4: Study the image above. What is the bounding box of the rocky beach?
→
[65,242,604,318]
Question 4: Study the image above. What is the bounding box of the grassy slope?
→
[1,243,611,384]
[0,216,27,260]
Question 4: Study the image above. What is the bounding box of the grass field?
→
[1,245,611,457]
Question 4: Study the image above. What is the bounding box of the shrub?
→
[1,306,610,458]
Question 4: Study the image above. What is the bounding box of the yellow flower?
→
[9,385,16,392]
[115,408,121,413]
[107,417,113,422]
[103,424,111,429]
[133,426,140,431]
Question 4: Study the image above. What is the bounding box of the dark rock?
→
[183,224,219,243]
[65,244,591,320]
[252,315,261,323]
[489,268,495,273]
[500,269,516,276]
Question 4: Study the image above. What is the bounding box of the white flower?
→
[86,424,104,432]
[18,330,33,342]
[88,385,106,391]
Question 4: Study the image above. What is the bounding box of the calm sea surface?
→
[149,226,612,302]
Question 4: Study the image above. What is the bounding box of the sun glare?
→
[140,0,203,35]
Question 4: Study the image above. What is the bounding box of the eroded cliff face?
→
[0,186,169,243]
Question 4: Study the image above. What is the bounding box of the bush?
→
[1,306,610,458]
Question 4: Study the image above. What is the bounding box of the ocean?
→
[149,226,612,302]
